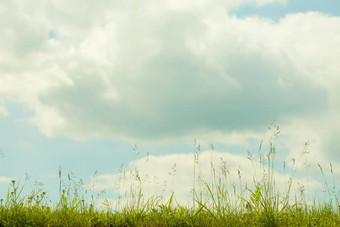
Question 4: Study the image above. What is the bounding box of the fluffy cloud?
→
[0,1,339,168]
[91,148,324,206]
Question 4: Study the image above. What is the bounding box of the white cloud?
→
[280,113,340,180]
[91,148,324,206]
[29,12,333,141]
[0,1,339,170]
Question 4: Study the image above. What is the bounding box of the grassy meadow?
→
[0,124,339,226]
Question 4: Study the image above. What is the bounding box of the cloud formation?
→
[0,0,339,167]
[91,148,323,206]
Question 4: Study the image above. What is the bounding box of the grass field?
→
[1,125,339,226]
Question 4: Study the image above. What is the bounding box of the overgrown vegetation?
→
[0,122,339,226]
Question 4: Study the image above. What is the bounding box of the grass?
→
[0,123,339,226]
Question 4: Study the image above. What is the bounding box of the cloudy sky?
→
[0,0,339,205]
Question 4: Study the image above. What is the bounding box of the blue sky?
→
[0,0,339,205]
[231,0,340,20]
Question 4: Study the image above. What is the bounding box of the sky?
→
[0,0,340,206]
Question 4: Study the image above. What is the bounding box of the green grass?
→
[0,123,339,226]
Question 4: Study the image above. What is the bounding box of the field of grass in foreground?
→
[0,124,339,226]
